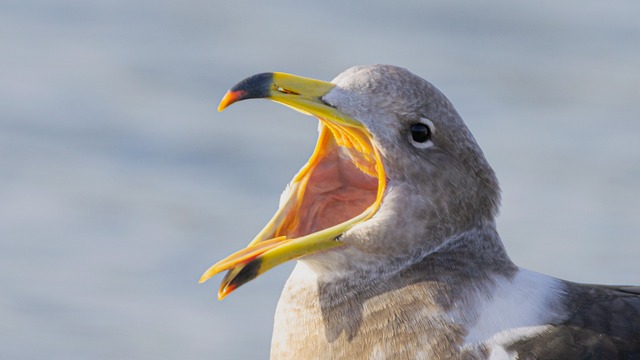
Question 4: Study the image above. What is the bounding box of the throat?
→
[294,225,516,312]
[302,222,515,283]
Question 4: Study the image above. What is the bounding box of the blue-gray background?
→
[2,1,639,358]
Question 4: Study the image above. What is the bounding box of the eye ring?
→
[409,118,434,149]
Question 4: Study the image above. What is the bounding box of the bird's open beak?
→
[200,72,386,299]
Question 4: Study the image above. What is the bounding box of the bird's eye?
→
[409,119,434,149]
[408,118,435,149]
[410,123,431,143]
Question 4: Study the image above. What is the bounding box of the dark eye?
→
[410,123,432,143]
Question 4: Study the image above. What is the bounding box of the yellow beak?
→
[200,72,386,299]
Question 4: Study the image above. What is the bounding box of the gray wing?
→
[506,282,640,360]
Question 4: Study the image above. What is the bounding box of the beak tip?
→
[199,268,216,284]
[218,90,246,113]
[217,285,233,300]
[217,94,231,112]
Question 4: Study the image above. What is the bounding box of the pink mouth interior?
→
[286,143,378,239]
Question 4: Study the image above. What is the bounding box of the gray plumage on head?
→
[317,65,502,269]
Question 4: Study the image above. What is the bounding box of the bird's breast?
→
[270,263,478,359]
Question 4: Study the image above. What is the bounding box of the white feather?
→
[463,269,563,348]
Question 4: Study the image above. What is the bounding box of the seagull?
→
[201,65,640,359]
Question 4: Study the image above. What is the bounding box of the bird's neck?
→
[304,222,515,286]
[423,224,517,279]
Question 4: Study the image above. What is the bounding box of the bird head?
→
[201,65,500,299]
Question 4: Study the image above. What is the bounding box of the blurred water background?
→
[1,0,639,358]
